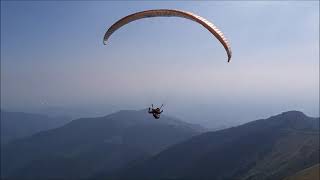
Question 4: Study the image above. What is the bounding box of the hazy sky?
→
[1,1,319,127]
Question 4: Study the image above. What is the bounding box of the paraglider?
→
[103,9,232,62]
[148,104,164,119]
[103,9,232,119]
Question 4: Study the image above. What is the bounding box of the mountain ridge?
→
[106,110,319,180]
[1,109,203,179]
[1,110,71,144]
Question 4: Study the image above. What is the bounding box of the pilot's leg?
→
[153,114,157,119]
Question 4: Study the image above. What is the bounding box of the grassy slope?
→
[283,164,319,180]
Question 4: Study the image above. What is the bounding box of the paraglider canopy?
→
[103,9,232,62]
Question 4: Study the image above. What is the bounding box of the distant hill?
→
[283,164,319,180]
[0,110,71,144]
[1,109,203,179]
[109,111,319,180]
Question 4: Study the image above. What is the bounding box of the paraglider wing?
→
[103,9,232,62]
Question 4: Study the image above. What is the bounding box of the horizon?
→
[1,107,318,129]
[1,1,319,128]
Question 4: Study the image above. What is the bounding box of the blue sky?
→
[1,1,319,127]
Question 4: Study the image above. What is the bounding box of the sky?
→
[1,1,319,127]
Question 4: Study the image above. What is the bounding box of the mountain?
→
[283,164,319,180]
[1,109,204,179]
[0,110,71,144]
[109,111,319,180]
